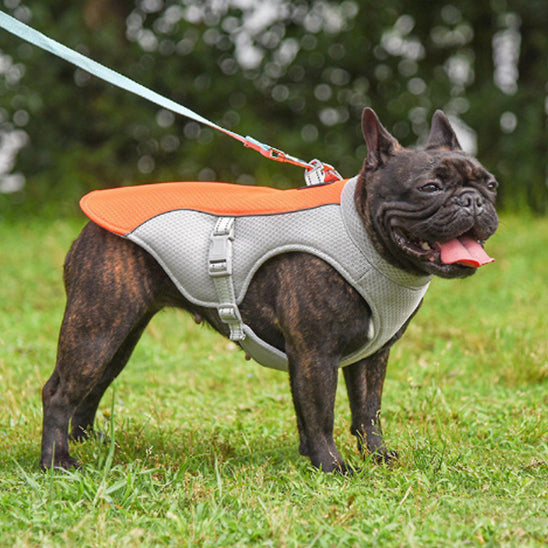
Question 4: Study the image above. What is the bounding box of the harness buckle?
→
[208,218,234,277]
[208,257,231,277]
[218,304,242,323]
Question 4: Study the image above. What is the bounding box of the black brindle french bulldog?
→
[40,109,498,473]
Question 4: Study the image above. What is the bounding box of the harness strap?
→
[0,10,342,185]
[208,217,245,341]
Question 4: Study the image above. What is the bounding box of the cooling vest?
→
[81,176,432,371]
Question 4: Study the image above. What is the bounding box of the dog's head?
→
[355,108,499,279]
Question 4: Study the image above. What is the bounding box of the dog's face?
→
[357,108,499,279]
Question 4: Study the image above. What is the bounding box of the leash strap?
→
[0,10,342,185]
[208,217,245,341]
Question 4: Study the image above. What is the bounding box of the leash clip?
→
[243,136,342,185]
[243,136,286,161]
[304,159,343,186]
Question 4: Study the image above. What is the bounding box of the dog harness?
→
[81,177,432,371]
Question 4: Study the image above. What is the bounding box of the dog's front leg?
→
[285,347,349,474]
[343,348,397,464]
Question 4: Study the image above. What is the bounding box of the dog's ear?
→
[426,110,462,151]
[362,108,402,170]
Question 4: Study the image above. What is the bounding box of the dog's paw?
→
[370,449,399,466]
[311,455,356,475]
[70,426,91,443]
[40,455,82,472]
[333,461,360,476]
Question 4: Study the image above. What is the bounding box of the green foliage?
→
[0,1,547,218]
[0,215,547,545]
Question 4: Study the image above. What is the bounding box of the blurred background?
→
[0,0,546,218]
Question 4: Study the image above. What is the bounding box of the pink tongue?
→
[438,236,494,267]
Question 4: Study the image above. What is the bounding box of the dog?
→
[40,108,498,473]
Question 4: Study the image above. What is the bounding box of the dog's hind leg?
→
[69,312,154,442]
[41,318,151,469]
[40,223,166,470]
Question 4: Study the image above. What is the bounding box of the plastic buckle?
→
[218,304,242,323]
[209,256,231,277]
[208,219,234,277]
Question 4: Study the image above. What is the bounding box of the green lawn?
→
[0,214,546,547]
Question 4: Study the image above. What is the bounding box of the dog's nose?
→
[458,190,484,215]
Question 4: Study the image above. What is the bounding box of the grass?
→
[0,214,546,547]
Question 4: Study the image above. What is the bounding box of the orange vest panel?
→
[80,180,348,235]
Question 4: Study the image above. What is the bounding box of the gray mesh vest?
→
[123,177,432,370]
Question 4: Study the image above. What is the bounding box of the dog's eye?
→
[419,182,442,193]
[486,180,498,191]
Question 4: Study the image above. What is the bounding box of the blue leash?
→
[0,10,341,185]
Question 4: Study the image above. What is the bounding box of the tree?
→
[0,0,546,217]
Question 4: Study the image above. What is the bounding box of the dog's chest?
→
[81,178,432,370]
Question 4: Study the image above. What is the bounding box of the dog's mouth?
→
[394,229,494,270]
